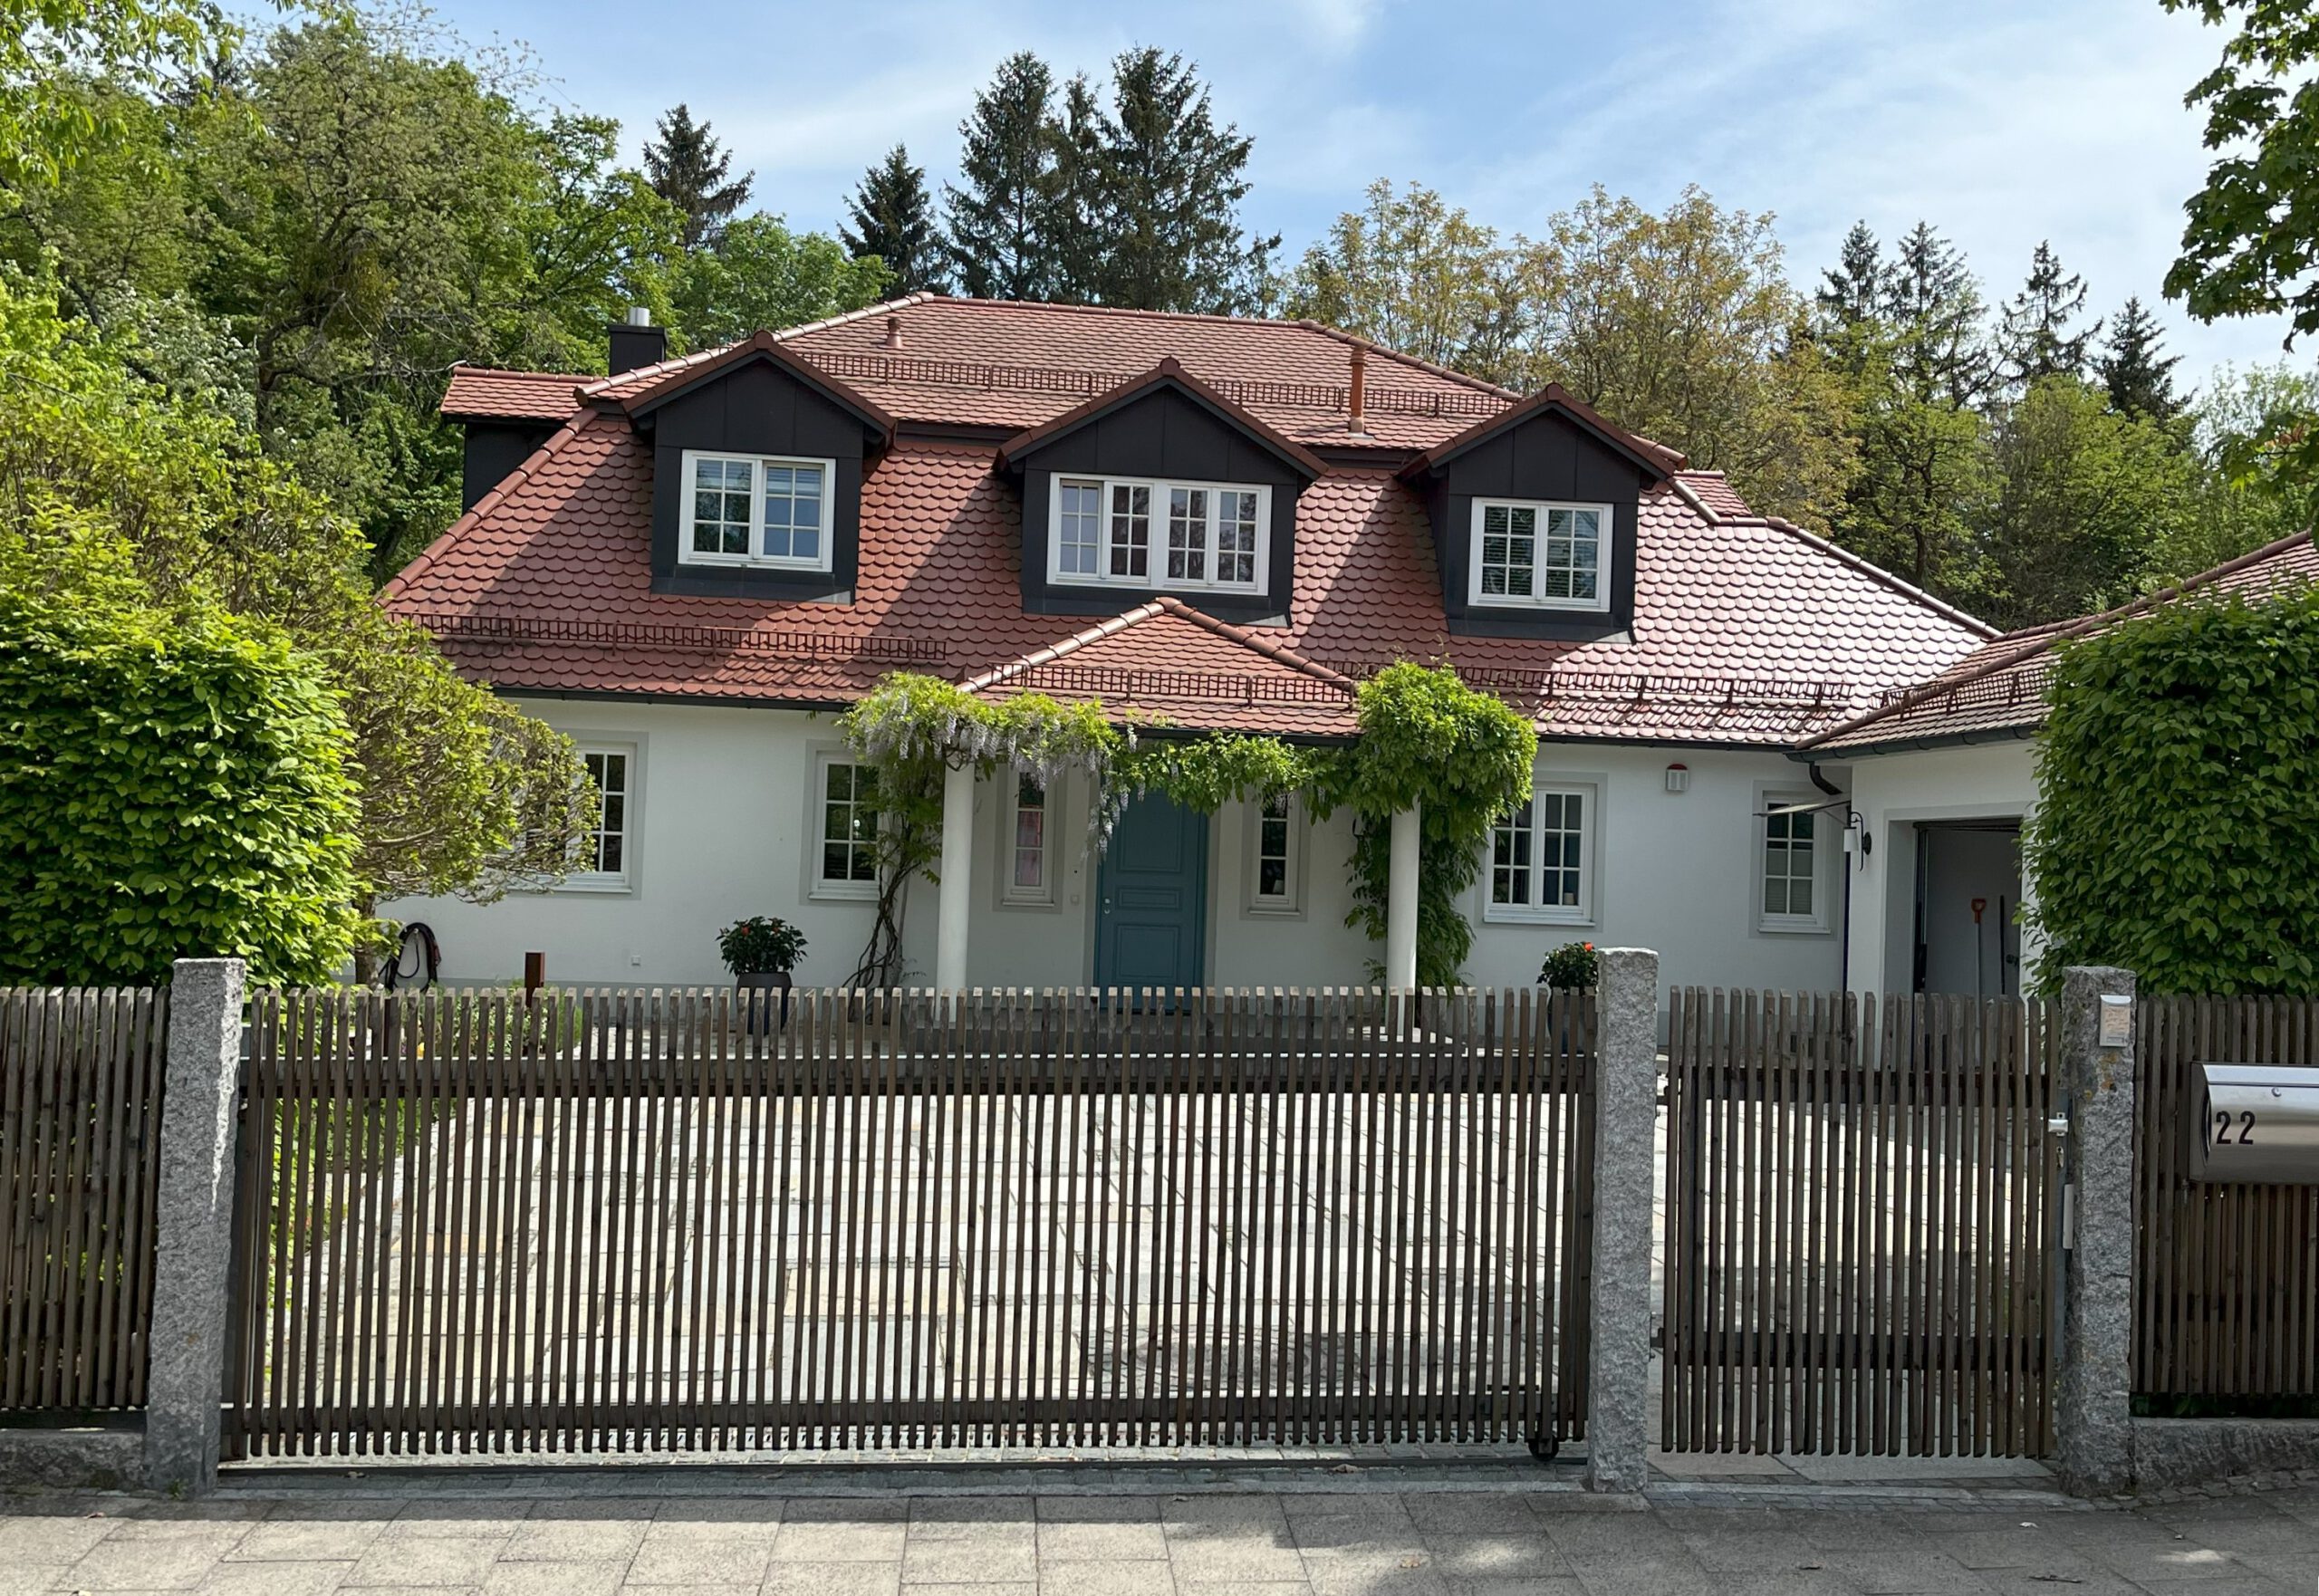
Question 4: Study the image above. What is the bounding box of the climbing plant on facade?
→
[1333,662,1538,987]
[835,660,1535,989]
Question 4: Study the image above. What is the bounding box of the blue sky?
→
[441,0,2290,385]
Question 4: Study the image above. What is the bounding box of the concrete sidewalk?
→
[5,1473,2318,1596]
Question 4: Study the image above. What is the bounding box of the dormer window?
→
[678,449,835,573]
[1048,475,1270,594]
[1469,500,1611,611]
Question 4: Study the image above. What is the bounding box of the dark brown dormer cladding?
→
[1006,379,1316,625]
[1407,406,1660,642]
[639,358,882,601]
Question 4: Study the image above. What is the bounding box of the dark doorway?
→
[1912,821,2023,996]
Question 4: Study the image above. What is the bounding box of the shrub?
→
[717,916,808,976]
[1538,941,1598,990]
[2025,583,2319,995]
[0,591,362,985]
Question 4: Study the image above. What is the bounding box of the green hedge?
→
[0,591,361,985]
[2025,582,2319,995]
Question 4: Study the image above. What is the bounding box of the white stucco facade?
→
[1834,738,2043,998]
[384,698,1862,995]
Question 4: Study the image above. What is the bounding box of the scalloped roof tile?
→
[399,299,1998,744]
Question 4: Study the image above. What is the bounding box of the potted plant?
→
[717,916,806,1027]
[1538,940,1598,991]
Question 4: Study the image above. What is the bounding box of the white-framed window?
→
[1467,500,1612,612]
[1246,793,1302,915]
[678,449,836,572]
[563,745,635,891]
[1759,795,1831,933]
[1056,479,1104,576]
[812,752,879,899]
[1049,474,1270,593]
[1485,784,1595,925]
[1004,771,1053,906]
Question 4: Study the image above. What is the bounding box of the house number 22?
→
[2211,1110,2257,1146]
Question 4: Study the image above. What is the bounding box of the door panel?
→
[1096,793,1208,989]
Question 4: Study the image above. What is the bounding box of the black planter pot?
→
[736,968,793,1032]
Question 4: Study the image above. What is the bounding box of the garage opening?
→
[1912,820,2023,996]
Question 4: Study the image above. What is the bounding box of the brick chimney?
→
[607,305,667,375]
[1348,346,1368,437]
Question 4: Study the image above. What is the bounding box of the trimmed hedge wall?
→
[2026,582,2319,995]
[0,592,361,985]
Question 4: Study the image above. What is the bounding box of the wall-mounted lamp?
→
[1664,762,1689,793]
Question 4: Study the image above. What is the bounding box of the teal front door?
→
[1095,792,1208,990]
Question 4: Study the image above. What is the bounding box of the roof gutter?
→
[1785,722,2042,761]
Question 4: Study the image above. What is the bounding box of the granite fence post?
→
[1586,947,1659,1494]
[2056,965,2137,1497]
[143,957,245,1496]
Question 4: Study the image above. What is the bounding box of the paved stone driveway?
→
[5,1477,2319,1596]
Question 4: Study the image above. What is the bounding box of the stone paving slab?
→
[4,1476,2316,1596]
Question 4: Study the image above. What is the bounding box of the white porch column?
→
[1384,803,1420,989]
[935,760,975,990]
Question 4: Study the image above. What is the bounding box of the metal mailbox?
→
[2186,1062,2319,1184]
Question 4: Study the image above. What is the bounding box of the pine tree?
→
[2097,297,2184,420]
[1085,47,1276,314]
[1816,221,1883,327]
[643,104,753,251]
[942,53,1058,300]
[841,145,943,293]
[1043,72,1108,305]
[1999,241,2098,388]
[1881,222,1994,406]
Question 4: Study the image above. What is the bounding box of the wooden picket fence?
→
[222,985,1597,1458]
[2134,995,2319,1402]
[0,986,169,1412]
[1661,990,2061,1457]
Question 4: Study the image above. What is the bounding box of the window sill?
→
[1757,917,1832,936]
[808,880,879,903]
[555,876,631,895]
[1482,905,1595,928]
[1467,598,1610,616]
[1047,571,1265,598]
[681,554,833,576]
[1244,900,1304,920]
[999,893,1058,911]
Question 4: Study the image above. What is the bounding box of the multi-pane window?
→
[1762,803,1819,925]
[1006,773,1051,904]
[818,758,879,890]
[1054,476,1267,591]
[758,462,824,563]
[1057,481,1103,575]
[689,457,754,557]
[1487,786,1592,922]
[1216,490,1261,584]
[1470,500,1609,611]
[680,451,833,571]
[1167,487,1209,581]
[571,748,630,886]
[1252,794,1296,909]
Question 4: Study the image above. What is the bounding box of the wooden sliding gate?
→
[1660,990,2060,1457]
[223,985,1594,1458]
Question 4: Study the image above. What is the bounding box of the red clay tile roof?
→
[997,359,1327,480]
[388,373,1996,745]
[1804,531,2319,755]
[1400,381,1685,479]
[543,293,1511,450]
[963,597,1357,736]
[440,366,586,422]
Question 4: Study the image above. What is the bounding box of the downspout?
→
[1807,762,1852,996]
